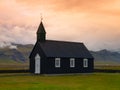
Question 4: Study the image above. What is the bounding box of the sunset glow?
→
[0,0,120,51]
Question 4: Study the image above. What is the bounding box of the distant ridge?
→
[0,43,33,63]
[91,49,120,64]
[0,44,120,64]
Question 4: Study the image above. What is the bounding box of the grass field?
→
[0,73,120,90]
[0,62,120,90]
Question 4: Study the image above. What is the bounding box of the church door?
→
[35,54,40,74]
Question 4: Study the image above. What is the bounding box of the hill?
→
[0,44,33,63]
[91,49,120,65]
[0,43,120,65]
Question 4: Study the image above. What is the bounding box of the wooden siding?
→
[44,58,94,74]
[29,42,94,74]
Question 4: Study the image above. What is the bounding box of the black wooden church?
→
[29,21,94,74]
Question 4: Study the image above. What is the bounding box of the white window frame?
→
[83,58,88,68]
[70,58,75,68]
[55,58,60,68]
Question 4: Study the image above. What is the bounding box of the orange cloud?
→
[16,0,120,13]
[0,0,120,51]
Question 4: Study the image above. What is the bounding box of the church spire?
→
[37,21,46,42]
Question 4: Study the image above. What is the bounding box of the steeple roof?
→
[37,21,46,34]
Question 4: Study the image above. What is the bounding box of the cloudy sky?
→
[0,0,120,51]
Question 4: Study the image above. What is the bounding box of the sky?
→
[0,0,120,51]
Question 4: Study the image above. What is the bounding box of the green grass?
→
[0,61,120,90]
[0,73,120,90]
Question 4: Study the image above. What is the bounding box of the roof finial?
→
[40,13,43,22]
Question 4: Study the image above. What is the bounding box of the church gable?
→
[29,42,46,59]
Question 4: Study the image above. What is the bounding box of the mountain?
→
[0,44,33,63]
[91,49,120,64]
[0,44,120,64]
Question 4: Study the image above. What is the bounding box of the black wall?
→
[29,42,94,74]
[44,58,94,74]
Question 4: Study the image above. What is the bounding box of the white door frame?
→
[35,54,40,74]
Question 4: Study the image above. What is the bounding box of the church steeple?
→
[37,21,46,42]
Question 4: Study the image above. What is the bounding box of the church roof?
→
[38,40,93,58]
[37,22,46,34]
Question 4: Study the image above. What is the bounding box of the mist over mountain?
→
[0,43,120,64]
[0,43,33,63]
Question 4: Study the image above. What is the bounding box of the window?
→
[83,59,88,68]
[70,58,75,67]
[55,58,60,68]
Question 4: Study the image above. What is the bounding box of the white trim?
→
[83,58,88,68]
[55,58,60,68]
[70,58,75,68]
[35,54,40,74]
